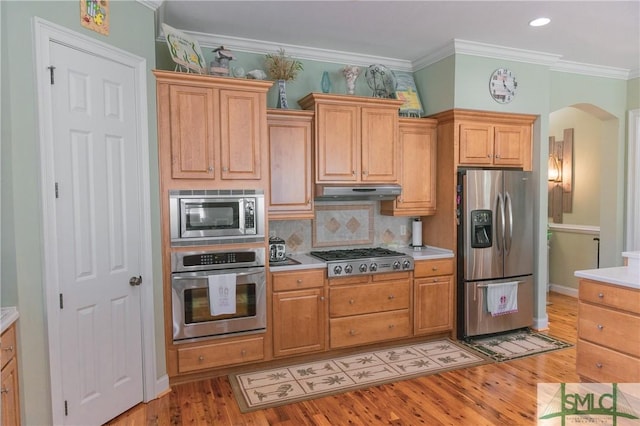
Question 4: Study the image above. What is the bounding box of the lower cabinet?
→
[272,269,326,357]
[177,336,264,374]
[576,279,640,382]
[413,258,454,336]
[329,272,411,349]
[1,322,20,426]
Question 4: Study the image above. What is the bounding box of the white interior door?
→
[50,40,143,425]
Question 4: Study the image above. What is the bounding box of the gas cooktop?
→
[309,247,414,277]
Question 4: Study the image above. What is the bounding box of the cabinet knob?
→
[598,292,604,298]
[362,170,368,176]
[388,324,395,329]
[596,362,603,368]
[0,388,8,394]
[241,349,247,356]
[222,167,228,172]
[487,154,491,158]
[198,355,204,362]
[495,154,500,159]
[297,279,303,284]
[349,299,355,304]
[349,329,356,335]
[597,324,604,330]
[320,296,325,301]
[352,170,356,176]
[432,266,438,271]
[388,294,395,300]
[2,346,13,352]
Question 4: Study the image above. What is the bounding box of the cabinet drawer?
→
[330,310,410,348]
[414,259,454,278]
[577,339,640,382]
[177,336,264,373]
[1,324,16,370]
[272,269,325,292]
[579,280,640,314]
[578,302,640,357]
[330,281,410,317]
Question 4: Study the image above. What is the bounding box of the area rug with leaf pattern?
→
[460,329,573,363]
[229,339,490,412]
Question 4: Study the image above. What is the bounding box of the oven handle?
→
[172,266,265,279]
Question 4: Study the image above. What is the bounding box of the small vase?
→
[343,65,361,95]
[321,71,331,93]
[276,79,288,108]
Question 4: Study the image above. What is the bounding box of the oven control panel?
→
[172,247,265,272]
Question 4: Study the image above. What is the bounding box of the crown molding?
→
[137,0,162,11]
[177,30,413,72]
[453,39,563,66]
[550,60,630,80]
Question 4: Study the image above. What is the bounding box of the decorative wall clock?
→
[489,68,517,104]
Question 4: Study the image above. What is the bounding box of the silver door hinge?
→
[59,293,63,309]
[48,66,56,85]
[64,400,68,416]
[55,182,59,198]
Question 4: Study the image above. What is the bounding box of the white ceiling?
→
[159,1,640,77]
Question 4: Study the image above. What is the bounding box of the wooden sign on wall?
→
[80,0,109,36]
[548,128,574,223]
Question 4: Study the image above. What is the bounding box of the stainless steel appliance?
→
[169,190,265,244]
[310,247,414,277]
[171,247,266,342]
[457,169,534,339]
[268,237,286,262]
[314,184,401,201]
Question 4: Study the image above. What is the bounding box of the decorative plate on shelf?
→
[365,64,397,98]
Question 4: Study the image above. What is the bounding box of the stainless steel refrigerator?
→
[456,169,534,339]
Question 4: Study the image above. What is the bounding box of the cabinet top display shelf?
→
[153,69,273,92]
[298,92,404,110]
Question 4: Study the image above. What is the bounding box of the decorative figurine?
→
[342,65,361,95]
[210,46,234,76]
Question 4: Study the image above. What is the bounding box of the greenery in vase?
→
[264,48,303,81]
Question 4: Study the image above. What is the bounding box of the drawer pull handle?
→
[320,296,325,301]
[598,293,604,298]
[198,355,204,362]
[349,299,355,305]
[349,329,356,336]
[2,346,13,352]
[432,266,438,271]
[241,350,247,356]
[388,295,395,300]
[388,324,395,329]
[597,324,604,330]
[0,388,8,394]
[596,362,603,369]
[297,279,303,284]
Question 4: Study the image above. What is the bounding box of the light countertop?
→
[575,266,640,289]
[1,307,19,334]
[268,245,454,273]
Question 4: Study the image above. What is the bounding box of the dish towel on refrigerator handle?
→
[208,273,237,316]
[486,281,519,316]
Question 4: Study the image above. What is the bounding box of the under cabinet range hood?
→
[314,184,402,201]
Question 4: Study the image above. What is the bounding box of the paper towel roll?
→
[412,219,422,247]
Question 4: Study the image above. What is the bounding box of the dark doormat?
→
[460,329,573,362]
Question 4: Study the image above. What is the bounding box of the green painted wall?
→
[413,55,455,114]
[0,2,159,424]
[627,77,639,110]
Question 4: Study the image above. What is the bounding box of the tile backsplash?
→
[269,201,416,253]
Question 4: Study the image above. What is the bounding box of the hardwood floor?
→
[106,292,579,425]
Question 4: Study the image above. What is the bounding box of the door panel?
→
[503,171,533,278]
[51,41,143,425]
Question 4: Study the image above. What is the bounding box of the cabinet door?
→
[396,121,436,213]
[267,113,313,218]
[169,85,217,179]
[493,125,528,167]
[315,103,359,182]
[273,288,326,357]
[458,123,493,166]
[361,106,398,182]
[219,89,262,180]
[414,275,454,335]
[1,357,20,426]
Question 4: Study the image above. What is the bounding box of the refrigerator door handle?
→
[504,192,513,255]
[496,192,505,254]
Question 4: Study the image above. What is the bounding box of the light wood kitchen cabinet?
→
[380,118,437,216]
[177,336,265,373]
[1,322,20,426]
[154,70,272,183]
[413,258,454,336]
[298,93,403,183]
[576,279,640,382]
[328,272,411,348]
[459,122,531,168]
[267,109,314,219]
[272,269,326,357]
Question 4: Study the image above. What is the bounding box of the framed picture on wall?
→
[394,72,424,117]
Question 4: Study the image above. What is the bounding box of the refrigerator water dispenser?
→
[471,209,492,248]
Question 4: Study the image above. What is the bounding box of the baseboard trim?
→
[148,374,170,402]
[549,284,578,298]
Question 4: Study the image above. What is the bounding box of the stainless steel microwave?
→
[169,190,265,243]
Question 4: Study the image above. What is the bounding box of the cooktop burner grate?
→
[309,247,406,261]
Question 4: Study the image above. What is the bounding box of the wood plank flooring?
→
[106,292,579,425]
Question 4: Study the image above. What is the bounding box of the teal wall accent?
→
[1,2,159,425]
[413,55,455,115]
[628,77,640,110]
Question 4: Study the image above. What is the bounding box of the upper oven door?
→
[180,198,245,238]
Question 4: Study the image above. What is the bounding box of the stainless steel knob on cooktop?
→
[359,263,368,273]
[402,259,412,269]
[369,263,378,272]
[393,260,401,270]
[333,265,343,275]
[344,264,353,274]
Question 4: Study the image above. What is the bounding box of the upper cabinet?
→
[298,93,403,183]
[267,109,314,219]
[380,118,437,216]
[154,70,272,186]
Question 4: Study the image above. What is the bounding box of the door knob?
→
[129,275,142,286]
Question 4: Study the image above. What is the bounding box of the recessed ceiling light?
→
[529,17,551,27]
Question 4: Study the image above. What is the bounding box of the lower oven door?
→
[172,266,266,342]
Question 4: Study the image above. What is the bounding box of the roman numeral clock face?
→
[489,68,517,103]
